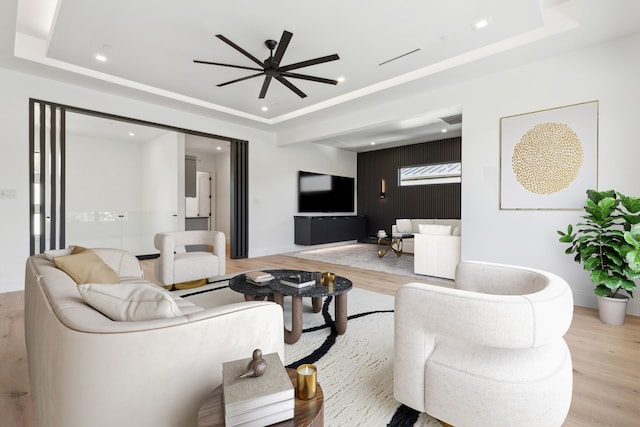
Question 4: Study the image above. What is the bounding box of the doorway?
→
[29,99,249,258]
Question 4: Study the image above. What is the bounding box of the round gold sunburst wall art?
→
[511,122,584,194]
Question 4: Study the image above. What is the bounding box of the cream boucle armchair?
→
[154,230,225,287]
[394,261,574,427]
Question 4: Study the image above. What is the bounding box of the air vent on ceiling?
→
[440,114,462,125]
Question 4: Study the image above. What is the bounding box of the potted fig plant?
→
[557,189,640,325]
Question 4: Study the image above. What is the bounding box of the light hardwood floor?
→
[2,253,639,426]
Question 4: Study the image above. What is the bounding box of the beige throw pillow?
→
[77,283,181,321]
[54,246,119,284]
[418,224,452,236]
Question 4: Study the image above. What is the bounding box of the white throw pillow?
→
[418,224,452,236]
[396,219,413,233]
[44,247,75,261]
[77,282,181,321]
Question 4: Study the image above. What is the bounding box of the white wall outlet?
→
[0,189,16,198]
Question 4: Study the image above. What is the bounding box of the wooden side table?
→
[198,368,324,427]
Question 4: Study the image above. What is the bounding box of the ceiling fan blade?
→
[193,60,262,72]
[271,31,292,68]
[279,54,340,72]
[275,76,307,98]
[259,76,273,99]
[215,34,265,68]
[281,72,338,85]
[216,72,264,87]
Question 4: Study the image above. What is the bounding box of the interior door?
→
[197,171,212,229]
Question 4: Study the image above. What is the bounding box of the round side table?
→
[198,368,324,427]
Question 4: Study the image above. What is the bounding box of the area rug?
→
[287,243,451,284]
[177,281,441,427]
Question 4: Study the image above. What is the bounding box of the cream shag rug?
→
[177,281,440,427]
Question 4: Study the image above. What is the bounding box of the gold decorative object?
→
[321,272,335,287]
[296,364,317,400]
[236,348,268,379]
[511,122,583,194]
[500,100,599,210]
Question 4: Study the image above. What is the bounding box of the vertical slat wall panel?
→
[28,100,35,255]
[230,139,249,259]
[59,109,66,249]
[357,137,461,237]
[29,101,66,255]
[49,107,57,250]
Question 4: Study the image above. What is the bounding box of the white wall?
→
[248,140,357,256]
[214,152,231,240]
[0,65,341,293]
[141,131,182,253]
[273,32,640,315]
[460,33,640,316]
[4,31,639,316]
[65,132,143,250]
[65,129,181,255]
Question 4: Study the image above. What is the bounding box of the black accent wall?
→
[357,137,461,237]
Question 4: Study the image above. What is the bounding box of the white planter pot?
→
[597,295,629,326]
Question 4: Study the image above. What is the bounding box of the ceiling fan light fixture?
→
[194,30,340,99]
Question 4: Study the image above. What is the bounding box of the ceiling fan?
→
[194,30,340,99]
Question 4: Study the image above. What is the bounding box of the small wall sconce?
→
[380,179,386,199]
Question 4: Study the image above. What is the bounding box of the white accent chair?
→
[154,230,225,287]
[413,223,461,279]
[394,261,574,427]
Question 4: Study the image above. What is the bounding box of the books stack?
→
[222,353,294,427]
[280,273,316,288]
[245,271,274,285]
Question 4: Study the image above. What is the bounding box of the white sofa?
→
[391,218,461,279]
[391,218,461,254]
[394,261,574,427]
[25,248,284,427]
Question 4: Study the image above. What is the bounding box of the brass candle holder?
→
[321,272,335,289]
[296,364,317,400]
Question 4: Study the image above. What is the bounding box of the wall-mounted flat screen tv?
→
[298,171,355,213]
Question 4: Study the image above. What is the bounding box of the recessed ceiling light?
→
[216,146,222,150]
[337,76,346,83]
[472,18,491,31]
[441,129,448,133]
[261,106,269,111]
[128,132,135,137]
[95,54,107,62]
[370,142,376,146]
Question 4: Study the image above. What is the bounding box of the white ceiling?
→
[5,0,640,152]
[64,112,230,155]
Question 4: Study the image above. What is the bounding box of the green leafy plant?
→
[557,189,640,298]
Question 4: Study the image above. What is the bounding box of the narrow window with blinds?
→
[398,161,461,186]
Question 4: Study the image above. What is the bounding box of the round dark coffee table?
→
[229,270,353,344]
